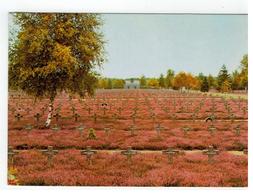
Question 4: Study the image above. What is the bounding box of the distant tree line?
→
[97,54,248,93]
[97,78,125,89]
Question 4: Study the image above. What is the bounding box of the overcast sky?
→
[9,13,248,79]
[99,14,247,78]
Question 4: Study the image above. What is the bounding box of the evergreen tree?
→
[207,74,216,89]
[165,69,175,88]
[158,74,165,88]
[200,76,209,92]
[221,80,232,93]
[217,65,231,92]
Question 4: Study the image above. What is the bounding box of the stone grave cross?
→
[51,124,61,132]
[208,125,216,135]
[235,125,241,136]
[34,113,41,126]
[25,107,32,114]
[73,113,80,122]
[182,126,190,136]
[202,145,219,163]
[121,146,138,163]
[8,146,19,166]
[104,127,111,136]
[81,146,97,165]
[162,147,179,164]
[24,124,33,132]
[129,125,136,136]
[41,146,58,166]
[76,124,85,137]
[15,113,23,121]
[53,113,61,122]
[155,123,164,138]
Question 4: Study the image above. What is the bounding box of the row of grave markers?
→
[10,92,247,121]
[9,145,248,167]
[15,122,245,138]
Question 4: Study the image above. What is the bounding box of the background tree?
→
[140,75,147,88]
[107,79,113,89]
[9,13,105,127]
[112,79,125,89]
[200,76,209,92]
[165,69,175,88]
[173,72,188,89]
[173,72,200,90]
[221,80,232,93]
[197,72,205,83]
[147,78,159,88]
[97,78,108,89]
[231,70,242,90]
[207,74,217,89]
[240,54,248,90]
[158,74,165,88]
[217,65,231,92]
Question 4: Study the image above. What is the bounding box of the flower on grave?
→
[8,167,19,185]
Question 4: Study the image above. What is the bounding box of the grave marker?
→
[131,114,137,124]
[121,147,138,163]
[234,125,241,136]
[41,107,46,115]
[129,125,136,136]
[93,113,97,123]
[208,125,216,135]
[24,124,33,132]
[81,146,97,165]
[53,113,61,122]
[8,146,19,166]
[51,124,60,132]
[162,147,179,164]
[25,107,32,114]
[202,145,219,163]
[73,113,80,122]
[182,126,190,136]
[41,146,58,166]
[76,124,85,137]
[15,113,23,121]
[34,113,41,126]
[155,123,164,138]
[104,127,111,136]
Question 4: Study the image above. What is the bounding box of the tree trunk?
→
[45,101,54,128]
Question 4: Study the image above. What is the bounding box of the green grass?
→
[206,92,248,100]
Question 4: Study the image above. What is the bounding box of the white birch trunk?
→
[45,103,53,127]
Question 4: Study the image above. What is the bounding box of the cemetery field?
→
[8,89,248,186]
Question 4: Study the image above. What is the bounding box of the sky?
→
[9,13,248,79]
[99,14,248,79]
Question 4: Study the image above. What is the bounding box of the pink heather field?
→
[8,12,248,187]
[8,89,248,186]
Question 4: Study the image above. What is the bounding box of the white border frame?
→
[0,0,250,195]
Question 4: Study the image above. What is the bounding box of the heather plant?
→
[87,128,96,140]
[13,150,247,186]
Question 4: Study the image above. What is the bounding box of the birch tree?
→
[9,13,105,127]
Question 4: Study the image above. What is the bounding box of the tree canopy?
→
[9,13,105,101]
